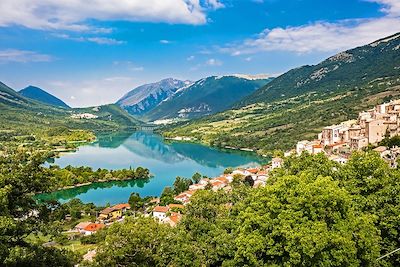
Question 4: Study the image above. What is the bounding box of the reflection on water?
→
[37,179,150,205]
[40,131,266,206]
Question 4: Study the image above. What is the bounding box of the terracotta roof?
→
[247,168,259,174]
[75,221,92,230]
[84,223,105,232]
[153,206,169,213]
[174,193,189,199]
[100,207,115,215]
[313,144,323,148]
[112,203,130,210]
[215,177,229,184]
[257,171,267,176]
[210,180,224,187]
[168,212,182,224]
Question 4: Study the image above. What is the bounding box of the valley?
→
[1,30,400,266]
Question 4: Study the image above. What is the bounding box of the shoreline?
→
[164,135,266,156]
[38,176,152,195]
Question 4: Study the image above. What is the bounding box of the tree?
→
[173,176,192,195]
[337,152,400,266]
[223,168,233,175]
[191,172,202,183]
[128,192,143,212]
[160,187,176,206]
[92,217,174,266]
[0,149,77,266]
[232,173,381,266]
[243,175,254,187]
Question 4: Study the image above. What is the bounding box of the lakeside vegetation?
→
[48,165,151,191]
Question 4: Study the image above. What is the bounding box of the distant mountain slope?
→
[239,32,400,106]
[20,86,70,108]
[0,81,30,106]
[164,33,400,153]
[0,81,141,133]
[117,78,191,116]
[145,75,272,121]
[73,104,142,128]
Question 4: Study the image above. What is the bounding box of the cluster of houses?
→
[296,99,400,165]
[152,204,185,227]
[72,203,131,235]
[149,158,283,223]
[71,113,98,119]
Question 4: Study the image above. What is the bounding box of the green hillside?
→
[163,33,400,153]
[0,82,141,138]
[145,75,271,121]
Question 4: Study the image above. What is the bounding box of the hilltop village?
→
[296,99,400,167]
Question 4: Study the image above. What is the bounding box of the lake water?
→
[38,131,266,206]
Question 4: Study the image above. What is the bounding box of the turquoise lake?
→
[39,131,266,206]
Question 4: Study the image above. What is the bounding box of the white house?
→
[153,206,169,220]
[271,157,283,169]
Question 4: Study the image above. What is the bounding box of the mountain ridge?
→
[117,78,192,116]
[144,75,272,121]
[20,85,70,108]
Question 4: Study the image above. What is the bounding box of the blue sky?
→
[0,0,400,107]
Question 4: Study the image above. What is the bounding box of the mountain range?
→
[19,86,70,108]
[164,32,400,152]
[117,78,192,116]
[117,75,272,122]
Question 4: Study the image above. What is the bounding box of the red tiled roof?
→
[215,177,229,184]
[75,221,92,230]
[247,168,259,174]
[100,207,115,215]
[84,223,105,232]
[112,203,130,210]
[153,206,169,213]
[313,145,323,148]
[169,212,182,224]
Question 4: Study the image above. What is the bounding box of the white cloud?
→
[368,0,400,16]
[0,49,53,63]
[187,55,195,61]
[223,0,400,55]
[206,0,225,9]
[46,77,142,107]
[87,37,125,45]
[0,0,223,31]
[53,33,125,45]
[160,40,171,44]
[206,58,223,66]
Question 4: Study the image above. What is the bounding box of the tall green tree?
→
[232,172,381,266]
